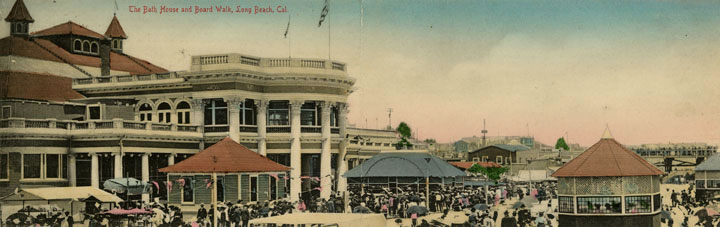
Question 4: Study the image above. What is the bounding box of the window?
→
[1,106,10,119]
[216,178,224,203]
[87,105,101,120]
[482,156,488,162]
[558,196,574,213]
[506,157,511,164]
[625,196,652,213]
[239,100,255,125]
[267,101,289,126]
[14,23,23,34]
[112,39,123,50]
[74,40,82,52]
[82,41,90,52]
[23,154,41,179]
[138,103,153,122]
[300,102,318,126]
[576,196,621,214]
[270,175,277,200]
[697,180,705,189]
[496,156,503,164]
[204,99,227,125]
[182,176,194,203]
[250,176,258,201]
[45,154,60,178]
[91,42,99,53]
[176,102,191,124]
[708,180,720,188]
[329,106,338,127]
[157,102,172,123]
[472,157,479,162]
[653,194,661,211]
[0,153,8,180]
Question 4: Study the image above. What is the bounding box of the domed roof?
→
[552,128,664,177]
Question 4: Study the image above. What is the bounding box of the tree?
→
[423,138,437,144]
[468,164,508,183]
[555,137,570,151]
[395,122,412,149]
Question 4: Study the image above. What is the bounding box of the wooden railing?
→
[0,118,202,134]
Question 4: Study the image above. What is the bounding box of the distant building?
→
[695,153,720,202]
[454,135,535,153]
[467,144,530,165]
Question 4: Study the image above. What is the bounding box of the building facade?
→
[0,0,398,205]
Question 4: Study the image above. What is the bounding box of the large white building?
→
[0,0,401,207]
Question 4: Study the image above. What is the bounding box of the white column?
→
[168,153,175,166]
[190,99,206,126]
[90,153,99,188]
[113,153,123,179]
[68,154,77,186]
[289,100,303,202]
[226,97,243,143]
[320,102,333,199]
[141,153,150,202]
[336,103,349,193]
[256,100,268,156]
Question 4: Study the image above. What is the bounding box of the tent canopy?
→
[343,152,466,178]
[697,153,720,171]
[0,187,122,203]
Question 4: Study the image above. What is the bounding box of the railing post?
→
[145,122,152,131]
[171,123,178,132]
[47,118,57,128]
[113,118,124,129]
[196,125,204,133]
[88,121,96,129]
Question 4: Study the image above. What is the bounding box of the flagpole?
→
[212,172,217,227]
[328,0,331,60]
[288,14,292,59]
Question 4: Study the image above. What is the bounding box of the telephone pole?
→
[387,108,393,129]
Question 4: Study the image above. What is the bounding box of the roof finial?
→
[601,124,613,139]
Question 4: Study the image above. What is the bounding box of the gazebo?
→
[695,153,720,202]
[343,152,466,198]
[159,137,289,223]
[552,129,664,227]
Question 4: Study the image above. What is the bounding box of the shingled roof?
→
[4,0,33,22]
[159,137,290,173]
[32,21,105,39]
[552,129,664,177]
[343,152,466,178]
[104,15,127,39]
[0,71,85,101]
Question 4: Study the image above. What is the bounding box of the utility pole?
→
[481,119,488,146]
[387,108,393,129]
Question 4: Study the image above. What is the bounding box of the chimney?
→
[100,39,110,76]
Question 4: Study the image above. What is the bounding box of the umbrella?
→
[547,214,555,219]
[512,201,526,209]
[6,213,34,225]
[407,205,429,216]
[706,208,720,216]
[660,210,672,219]
[520,196,539,207]
[103,178,148,195]
[473,204,489,211]
[352,206,371,213]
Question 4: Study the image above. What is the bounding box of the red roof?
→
[552,138,664,177]
[159,137,291,173]
[104,15,127,39]
[32,21,105,39]
[0,71,85,101]
[450,161,502,170]
[4,0,33,22]
[0,36,168,75]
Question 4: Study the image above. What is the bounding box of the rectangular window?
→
[267,101,289,126]
[482,156,488,162]
[625,196,652,213]
[329,107,338,127]
[23,154,42,179]
[88,106,101,120]
[697,180,705,189]
[506,157,511,164]
[496,156,503,164]
[558,196,574,213]
[300,102,317,126]
[1,106,10,119]
[240,100,256,125]
[472,157,479,162]
[653,194,661,211]
[46,154,60,178]
[270,176,277,200]
[577,196,621,214]
[182,176,194,203]
[0,153,8,180]
[204,99,228,125]
[251,176,258,201]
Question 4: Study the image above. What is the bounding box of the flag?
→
[166,181,173,193]
[283,175,289,180]
[318,0,329,27]
[300,176,310,179]
[206,180,214,189]
[284,15,290,38]
[176,178,186,187]
[152,181,160,191]
[311,177,320,182]
[313,187,323,191]
[114,0,119,11]
[269,173,279,181]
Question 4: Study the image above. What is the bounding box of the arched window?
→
[138,103,153,122]
[73,40,82,52]
[157,102,172,123]
[91,42,99,53]
[15,23,23,34]
[82,41,90,52]
[176,102,191,124]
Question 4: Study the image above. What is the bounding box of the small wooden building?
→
[467,144,530,165]
[160,138,290,210]
[552,129,664,227]
[695,153,720,202]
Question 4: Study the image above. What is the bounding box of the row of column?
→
[68,152,177,202]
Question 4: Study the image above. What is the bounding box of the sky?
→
[2,0,720,146]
